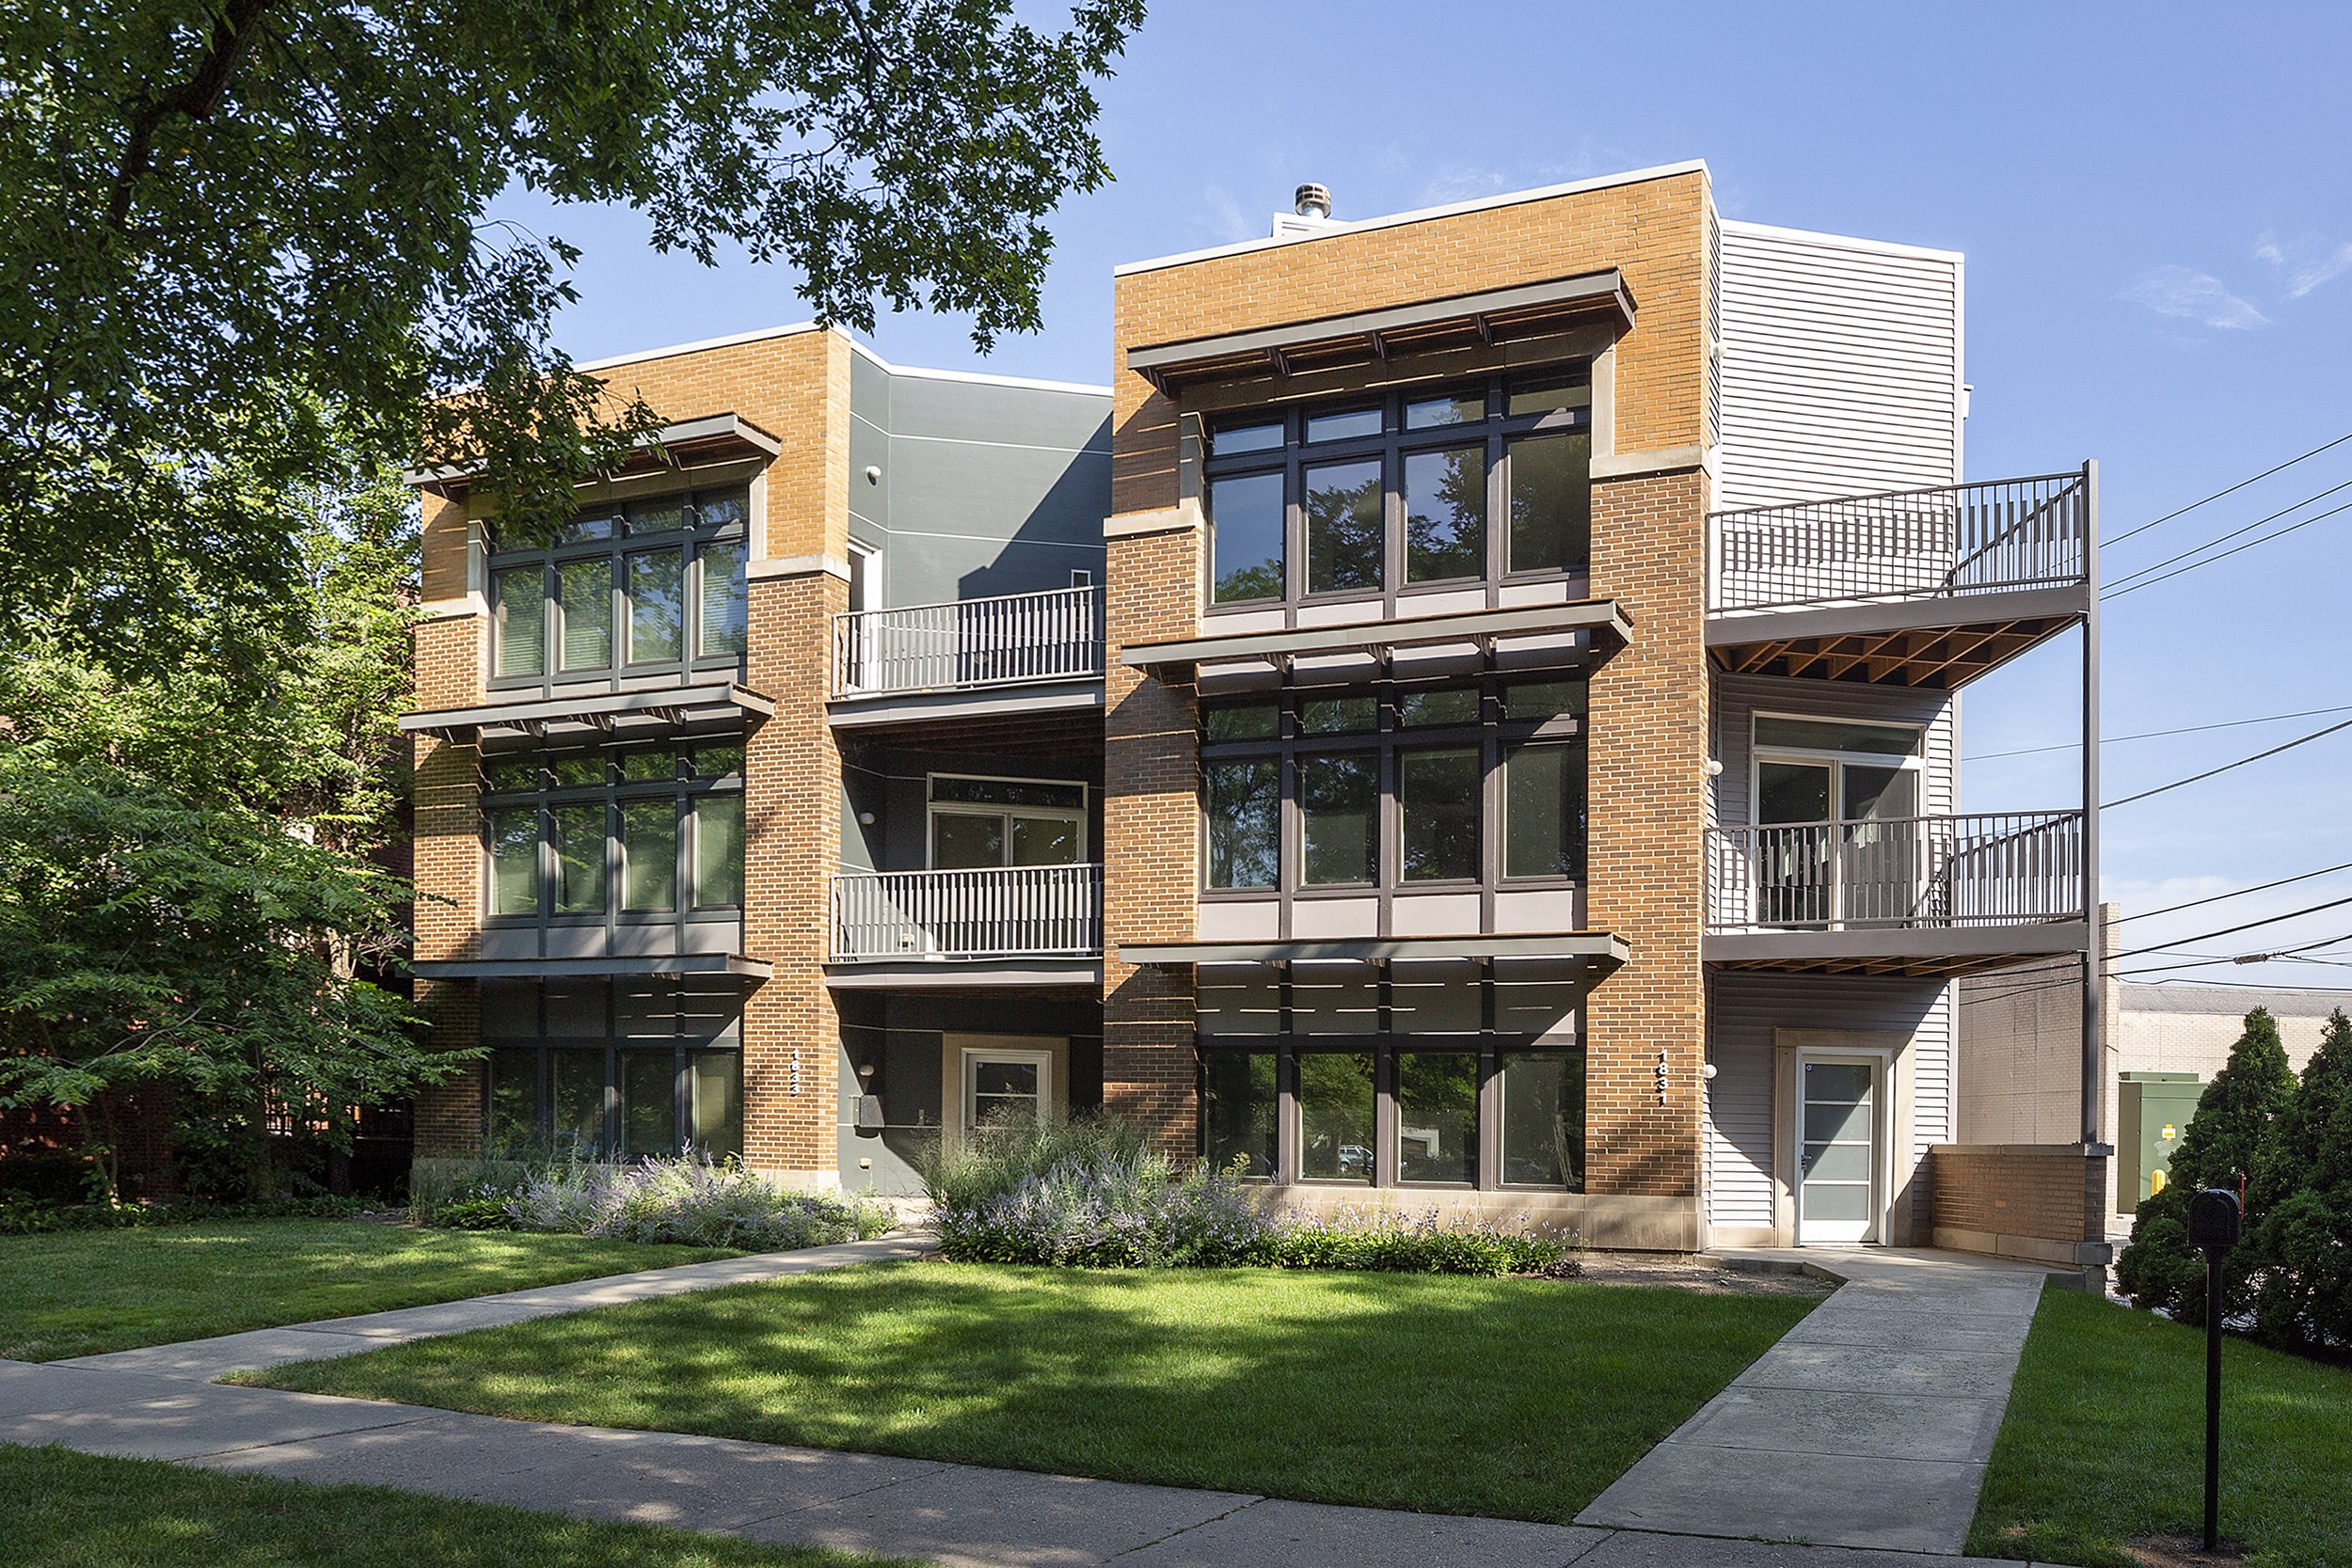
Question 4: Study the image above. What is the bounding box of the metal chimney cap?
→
[1294,182,1331,220]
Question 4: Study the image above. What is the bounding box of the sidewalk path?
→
[1578,1247,2060,1555]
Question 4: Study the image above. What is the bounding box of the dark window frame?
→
[482,977,745,1160]
[1202,366,1592,615]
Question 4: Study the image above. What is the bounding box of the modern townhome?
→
[405,160,2108,1267]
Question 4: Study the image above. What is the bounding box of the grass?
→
[1,1443,911,1568]
[250,1259,1818,1522]
[0,1219,736,1361]
[1970,1289,2352,1567]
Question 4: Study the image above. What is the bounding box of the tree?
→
[0,0,1144,664]
[2246,1009,2352,1350]
[2115,1006,2297,1322]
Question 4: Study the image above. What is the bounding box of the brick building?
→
[405,162,2108,1262]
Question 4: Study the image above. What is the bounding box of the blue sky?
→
[500,2,2352,995]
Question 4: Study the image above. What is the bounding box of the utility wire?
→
[2104,497,2352,601]
[2114,860,2352,923]
[2104,476,2352,590]
[1966,704,2352,762]
[2106,894,2352,962]
[2112,927,2352,977]
[2104,716,2352,809]
[2102,428,2352,548]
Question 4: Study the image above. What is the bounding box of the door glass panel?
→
[1805,1062,1876,1101]
[932,812,1007,869]
[1843,766,1917,820]
[1804,1095,1875,1143]
[1801,1181,1874,1221]
[619,1050,678,1157]
[1304,457,1384,594]
[627,549,685,663]
[1403,445,1486,583]
[558,559,613,671]
[967,1057,1041,1130]
[1210,470,1285,604]
[1299,753,1377,885]
[1396,1052,1478,1184]
[1758,762,1834,823]
[1009,815,1081,865]
[1296,1052,1375,1182]
[1801,1141,1873,1181]
[620,799,677,912]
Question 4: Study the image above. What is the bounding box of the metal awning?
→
[405,413,783,496]
[1124,270,1634,394]
[1120,599,1630,674]
[412,955,772,980]
[1119,931,1629,967]
[401,682,774,742]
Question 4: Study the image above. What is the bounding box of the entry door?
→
[956,1043,1056,1134]
[1797,1055,1883,1244]
[1756,761,1920,927]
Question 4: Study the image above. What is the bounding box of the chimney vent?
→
[1294,182,1332,221]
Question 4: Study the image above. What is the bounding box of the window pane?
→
[487,1048,539,1155]
[551,753,604,788]
[1398,689,1479,727]
[621,799,678,912]
[493,566,546,677]
[485,755,540,794]
[930,776,1086,809]
[1502,678,1588,721]
[1504,740,1585,879]
[1210,470,1285,604]
[550,1049,607,1157]
[699,540,747,657]
[1201,1051,1277,1179]
[1296,1052,1375,1181]
[488,808,540,916]
[1299,753,1377,885]
[1405,388,1485,429]
[1404,445,1486,583]
[932,811,1007,869]
[1401,748,1480,881]
[558,558,613,671]
[628,549,685,663]
[1212,419,1283,456]
[695,491,748,530]
[619,1049,678,1158]
[1754,717,1923,757]
[1305,404,1381,443]
[1205,703,1279,741]
[693,794,745,908]
[1757,761,1834,825]
[558,514,618,544]
[693,743,745,779]
[1397,1053,1478,1184]
[1507,369,1593,419]
[1501,1050,1584,1189]
[627,499,685,536]
[1205,760,1279,890]
[1506,431,1591,574]
[689,1053,742,1156]
[552,803,607,913]
[620,750,677,784]
[1009,815,1082,865]
[969,1057,1042,1130]
[1299,696,1375,734]
[1304,457,1383,594]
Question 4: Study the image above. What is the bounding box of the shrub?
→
[500,1153,897,1251]
[918,1114,1152,1214]
[0,1194,368,1235]
[433,1196,517,1231]
[2247,1009,2352,1351]
[1275,1207,1580,1277]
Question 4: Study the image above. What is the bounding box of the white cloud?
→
[1196,185,1255,245]
[2254,232,2352,298]
[2119,265,2270,330]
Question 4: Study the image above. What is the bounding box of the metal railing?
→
[1708,469,2090,614]
[832,584,1103,697]
[831,863,1104,960]
[1707,812,2083,932]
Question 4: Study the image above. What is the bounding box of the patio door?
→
[1796,1054,1883,1244]
[1753,716,1924,927]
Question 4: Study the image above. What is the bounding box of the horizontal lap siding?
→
[1714,223,1963,511]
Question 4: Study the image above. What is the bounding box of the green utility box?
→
[2118,1071,2206,1215]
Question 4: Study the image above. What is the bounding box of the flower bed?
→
[421,1154,895,1252]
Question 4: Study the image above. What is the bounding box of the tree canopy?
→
[0,0,1144,663]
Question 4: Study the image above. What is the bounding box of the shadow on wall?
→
[953,418,1114,603]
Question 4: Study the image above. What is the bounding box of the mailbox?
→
[855,1094,886,1134]
[2187,1188,2241,1254]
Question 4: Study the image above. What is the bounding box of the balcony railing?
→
[831,864,1104,961]
[832,584,1103,698]
[1708,469,2090,615]
[1707,812,2083,933]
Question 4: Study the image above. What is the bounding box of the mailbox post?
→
[2186,1188,2241,1553]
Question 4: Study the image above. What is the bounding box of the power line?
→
[2104,715,2352,809]
[2103,428,2352,548]
[2112,927,2352,978]
[1966,704,2352,763]
[2114,860,2352,923]
[2119,975,2352,995]
[2104,476,2352,591]
[2104,496,2352,601]
[2107,894,2352,962]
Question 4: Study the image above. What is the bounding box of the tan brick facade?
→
[1928,1143,2109,1270]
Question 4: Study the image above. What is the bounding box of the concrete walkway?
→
[1579,1247,2060,1555]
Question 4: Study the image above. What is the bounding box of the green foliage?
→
[0,0,1146,652]
[500,1154,896,1250]
[2115,1006,2296,1323]
[0,1195,367,1237]
[2247,1009,2352,1350]
[916,1112,1151,1212]
[434,1197,521,1232]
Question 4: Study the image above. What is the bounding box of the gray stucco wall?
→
[847,353,1111,609]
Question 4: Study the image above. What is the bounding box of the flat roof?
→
[2119,983,2351,1019]
[569,322,1110,396]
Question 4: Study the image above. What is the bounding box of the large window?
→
[1204,368,1591,608]
[489,488,750,684]
[1201,676,1586,894]
[927,775,1089,869]
[482,741,746,922]
[483,978,743,1159]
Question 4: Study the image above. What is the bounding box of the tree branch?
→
[108,0,280,230]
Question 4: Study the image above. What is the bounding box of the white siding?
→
[1714,220,1963,511]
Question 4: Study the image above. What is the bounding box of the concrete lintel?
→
[750,553,850,582]
[826,678,1105,729]
[1590,444,1714,482]
[1104,504,1200,540]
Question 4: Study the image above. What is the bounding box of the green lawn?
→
[0,1220,735,1361]
[250,1259,1818,1522]
[3,1443,910,1568]
[1971,1290,2352,1567]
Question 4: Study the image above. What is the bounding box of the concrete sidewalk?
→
[1578,1247,2058,1555]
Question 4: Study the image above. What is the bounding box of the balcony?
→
[1707,468,2093,688]
[829,585,1104,730]
[827,864,1104,989]
[1705,812,2090,975]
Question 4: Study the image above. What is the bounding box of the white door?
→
[958,1045,1055,1134]
[1797,1055,1883,1244]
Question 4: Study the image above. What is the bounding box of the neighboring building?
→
[405,161,2107,1263]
